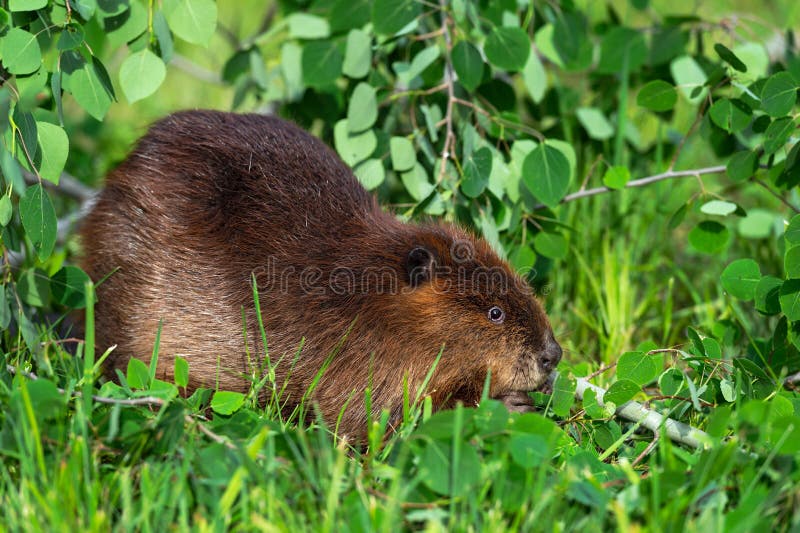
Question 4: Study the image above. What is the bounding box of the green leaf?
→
[659,368,685,396]
[58,25,85,51]
[347,83,377,133]
[287,13,330,39]
[162,0,217,45]
[50,265,91,308]
[700,200,737,216]
[509,434,550,467]
[636,80,677,111]
[786,245,800,279]
[35,121,69,184]
[522,47,547,103]
[786,214,800,246]
[13,108,38,162]
[65,55,114,120]
[763,116,795,154]
[720,259,761,300]
[210,390,245,415]
[616,351,659,386]
[709,98,751,133]
[714,43,747,72]
[371,0,419,36]
[461,147,492,198]
[119,48,166,103]
[780,279,800,321]
[353,159,384,190]
[174,356,189,388]
[389,136,415,172]
[603,379,640,405]
[19,184,57,261]
[452,41,484,92]
[0,194,11,227]
[0,287,10,330]
[400,163,434,201]
[670,55,707,103]
[596,27,647,75]
[533,231,568,260]
[551,12,592,71]
[127,358,150,389]
[548,371,574,417]
[395,46,440,85]
[688,221,729,254]
[103,0,147,48]
[330,0,371,33]
[484,27,530,72]
[738,209,775,239]
[17,268,49,306]
[755,276,782,315]
[726,150,758,182]
[333,119,376,167]
[575,107,614,140]
[302,41,343,87]
[522,144,570,208]
[342,29,371,79]
[0,28,42,75]
[761,72,797,117]
[9,0,47,11]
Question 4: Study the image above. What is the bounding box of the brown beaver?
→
[81,110,561,438]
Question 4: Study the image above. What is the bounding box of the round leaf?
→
[17,268,49,306]
[210,390,245,415]
[371,0,419,36]
[50,265,91,308]
[162,0,217,45]
[347,83,377,133]
[0,28,42,74]
[342,29,371,79]
[763,117,795,154]
[575,107,614,140]
[636,80,677,111]
[35,122,68,184]
[688,221,729,254]
[452,41,484,92]
[616,351,659,386]
[738,209,774,239]
[522,143,570,208]
[461,146,492,198]
[302,40,343,87]
[720,259,761,301]
[484,27,530,72]
[761,72,798,118]
[509,434,550,467]
[700,200,737,217]
[287,13,330,39]
[726,150,758,182]
[755,276,782,315]
[333,120,376,167]
[400,163,434,201]
[709,98,751,133]
[389,137,415,172]
[603,166,630,189]
[779,279,800,321]
[786,245,800,279]
[786,214,800,246]
[596,27,647,74]
[119,48,166,103]
[533,231,568,260]
[603,379,640,405]
[353,158,384,190]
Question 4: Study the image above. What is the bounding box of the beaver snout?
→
[540,334,562,373]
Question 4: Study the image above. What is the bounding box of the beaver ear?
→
[406,246,434,287]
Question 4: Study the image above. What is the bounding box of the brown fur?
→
[81,110,561,438]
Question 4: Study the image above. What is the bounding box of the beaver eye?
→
[488,306,505,324]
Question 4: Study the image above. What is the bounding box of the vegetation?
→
[2,0,800,530]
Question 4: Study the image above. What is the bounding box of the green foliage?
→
[3,0,800,530]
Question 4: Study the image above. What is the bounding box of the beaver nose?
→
[541,337,562,372]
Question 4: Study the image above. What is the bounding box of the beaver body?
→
[81,110,561,437]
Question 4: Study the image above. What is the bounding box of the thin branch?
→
[570,372,711,449]
[753,177,800,213]
[436,0,455,184]
[170,54,224,85]
[533,165,728,210]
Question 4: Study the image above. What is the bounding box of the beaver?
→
[81,110,561,438]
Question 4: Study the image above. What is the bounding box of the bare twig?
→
[22,169,95,202]
[570,372,711,449]
[170,54,224,85]
[436,0,455,184]
[532,165,728,210]
[753,177,800,213]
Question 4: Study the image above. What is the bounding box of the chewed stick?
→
[567,373,712,449]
